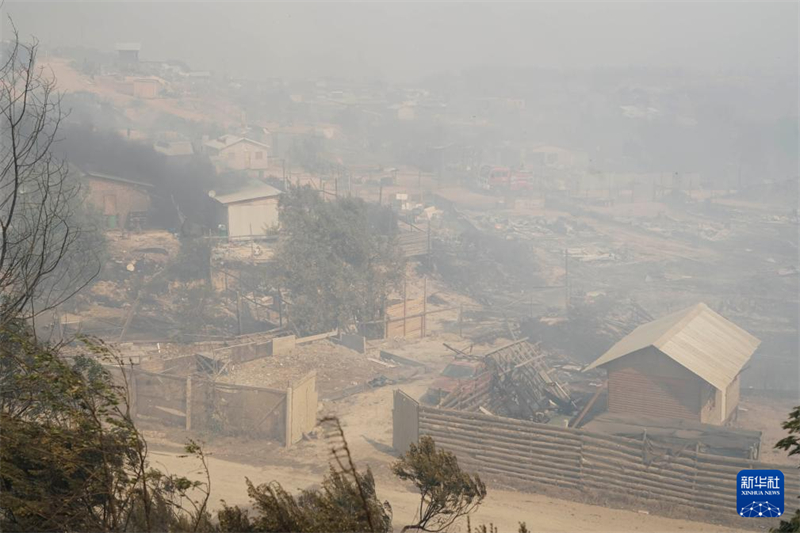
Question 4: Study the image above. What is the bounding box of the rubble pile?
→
[439,338,576,424]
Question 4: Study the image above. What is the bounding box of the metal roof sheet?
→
[212,184,282,205]
[81,170,153,189]
[153,141,194,157]
[115,43,141,51]
[584,303,760,390]
[203,135,269,152]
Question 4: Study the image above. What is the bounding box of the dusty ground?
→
[216,339,398,395]
[735,395,798,465]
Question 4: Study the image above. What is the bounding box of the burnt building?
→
[115,43,141,65]
[584,303,759,425]
[80,170,152,230]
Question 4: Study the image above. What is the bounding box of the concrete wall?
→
[286,372,318,446]
[229,340,271,363]
[337,333,366,354]
[269,335,296,355]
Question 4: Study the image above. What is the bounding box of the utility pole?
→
[277,290,283,328]
[564,249,570,311]
[236,291,243,335]
[418,168,423,204]
[422,277,427,338]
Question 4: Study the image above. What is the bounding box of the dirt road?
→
[149,445,748,532]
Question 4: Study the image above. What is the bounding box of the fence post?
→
[185,376,192,431]
[129,368,138,420]
[422,277,427,338]
[403,277,407,337]
[579,435,585,489]
[691,442,699,500]
[284,385,293,448]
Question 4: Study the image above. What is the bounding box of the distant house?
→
[131,77,165,99]
[525,145,586,170]
[390,102,417,121]
[80,170,153,230]
[203,135,269,176]
[211,184,282,238]
[115,42,141,64]
[154,140,194,159]
[584,303,760,425]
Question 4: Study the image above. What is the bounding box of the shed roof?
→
[154,140,194,157]
[115,43,141,52]
[212,184,282,205]
[203,135,269,152]
[81,170,153,189]
[583,303,760,390]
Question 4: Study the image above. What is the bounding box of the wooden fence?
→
[393,391,799,525]
[386,297,426,339]
[396,222,431,258]
[397,231,431,258]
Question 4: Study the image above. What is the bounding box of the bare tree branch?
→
[0,24,99,326]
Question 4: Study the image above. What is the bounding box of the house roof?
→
[203,135,269,152]
[154,140,194,157]
[212,184,282,205]
[583,302,760,390]
[133,76,166,85]
[80,170,153,189]
[115,43,141,52]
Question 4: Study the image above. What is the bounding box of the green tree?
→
[173,283,222,339]
[0,24,210,533]
[218,417,392,533]
[169,238,212,282]
[218,467,391,533]
[0,325,212,532]
[392,435,487,532]
[274,186,404,335]
[773,406,800,532]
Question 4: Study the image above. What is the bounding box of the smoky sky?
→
[4,2,798,82]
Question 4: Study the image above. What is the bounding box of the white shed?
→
[213,184,282,238]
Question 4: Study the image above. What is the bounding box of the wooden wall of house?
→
[700,381,722,424]
[85,178,151,229]
[606,346,703,421]
[219,141,269,171]
[725,374,741,422]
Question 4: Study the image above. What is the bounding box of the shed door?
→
[103,194,117,215]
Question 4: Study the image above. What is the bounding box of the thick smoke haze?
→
[5,2,798,82]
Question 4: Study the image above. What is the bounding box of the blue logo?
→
[737,469,784,518]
